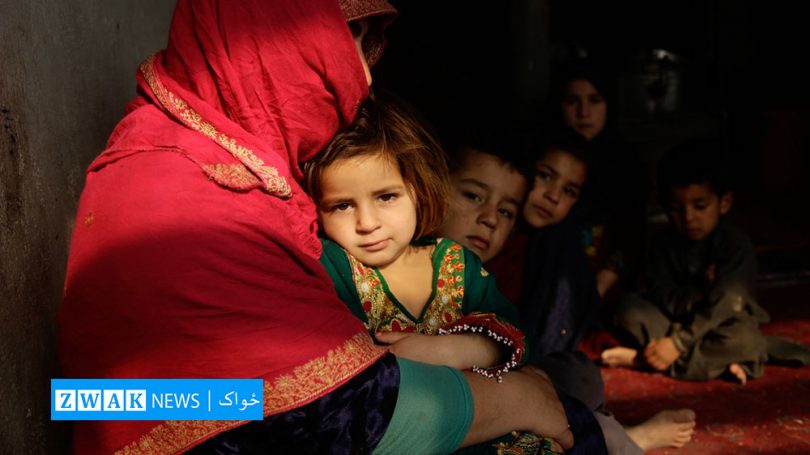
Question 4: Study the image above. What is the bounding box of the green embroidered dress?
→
[320,237,528,373]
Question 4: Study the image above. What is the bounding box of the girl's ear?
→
[719,191,734,215]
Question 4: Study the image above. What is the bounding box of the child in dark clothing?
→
[604,146,769,383]
[441,129,698,453]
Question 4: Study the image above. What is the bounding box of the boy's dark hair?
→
[657,142,730,205]
[444,125,532,181]
[535,125,592,170]
[443,125,590,188]
[303,92,450,240]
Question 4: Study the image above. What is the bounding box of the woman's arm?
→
[461,367,574,450]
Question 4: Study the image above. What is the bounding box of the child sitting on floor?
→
[440,128,697,453]
[603,144,772,383]
[302,95,601,453]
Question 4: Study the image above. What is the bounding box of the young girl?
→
[553,61,650,300]
[303,96,606,453]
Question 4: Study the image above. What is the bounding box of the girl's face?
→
[439,150,527,262]
[317,153,417,268]
[523,149,587,228]
[561,79,607,140]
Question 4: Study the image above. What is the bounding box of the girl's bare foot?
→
[601,346,638,368]
[728,363,747,385]
[626,409,696,451]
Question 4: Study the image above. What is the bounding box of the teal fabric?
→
[373,357,474,455]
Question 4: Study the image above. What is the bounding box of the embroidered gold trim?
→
[264,332,386,414]
[349,240,465,335]
[117,333,385,454]
[202,163,262,190]
[140,54,291,198]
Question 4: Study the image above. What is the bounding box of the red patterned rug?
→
[600,313,810,454]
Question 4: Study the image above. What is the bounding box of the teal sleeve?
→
[374,357,474,455]
[319,238,368,324]
[461,246,521,324]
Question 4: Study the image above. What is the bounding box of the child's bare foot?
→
[626,409,696,451]
[728,363,747,385]
[601,346,638,368]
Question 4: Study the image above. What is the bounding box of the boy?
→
[440,135,529,264]
[604,145,769,383]
[441,129,697,453]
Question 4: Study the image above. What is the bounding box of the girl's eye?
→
[498,208,515,219]
[588,94,604,104]
[462,191,483,203]
[694,203,708,210]
[330,203,352,212]
[563,186,579,199]
[378,193,398,203]
[535,171,552,182]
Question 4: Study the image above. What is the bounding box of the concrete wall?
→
[0,1,174,452]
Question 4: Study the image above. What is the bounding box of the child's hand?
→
[375,332,500,370]
[644,337,680,371]
[596,269,620,297]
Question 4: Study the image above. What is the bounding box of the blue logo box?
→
[51,379,264,421]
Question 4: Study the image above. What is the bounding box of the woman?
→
[58,1,573,453]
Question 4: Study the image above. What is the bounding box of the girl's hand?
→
[375,332,501,370]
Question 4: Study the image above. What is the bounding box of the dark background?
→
[374,0,810,247]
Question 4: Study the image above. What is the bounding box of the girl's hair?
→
[546,59,618,135]
[303,92,450,240]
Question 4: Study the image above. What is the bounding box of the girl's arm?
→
[377,243,527,377]
[374,331,501,370]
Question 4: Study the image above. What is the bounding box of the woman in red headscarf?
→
[59,1,575,453]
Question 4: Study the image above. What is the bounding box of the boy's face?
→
[439,150,528,263]
[523,149,586,229]
[665,183,732,241]
[317,154,417,268]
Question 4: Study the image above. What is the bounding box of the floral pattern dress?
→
[320,237,527,376]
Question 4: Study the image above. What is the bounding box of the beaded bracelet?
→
[439,323,523,383]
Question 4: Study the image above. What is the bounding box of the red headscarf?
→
[59,1,395,453]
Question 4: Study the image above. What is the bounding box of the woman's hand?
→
[460,366,574,450]
[375,332,501,370]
